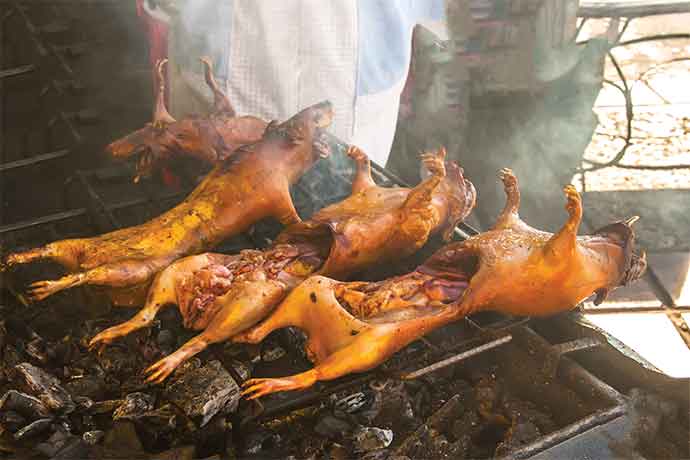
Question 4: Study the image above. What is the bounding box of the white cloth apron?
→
[167,0,419,166]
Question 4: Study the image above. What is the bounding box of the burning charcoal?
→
[113,392,155,421]
[82,430,105,445]
[89,399,124,415]
[352,426,393,453]
[35,429,78,457]
[427,394,464,434]
[261,343,287,362]
[0,410,27,432]
[13,417,53,440]
[314,415,353,440]
[0,389,51,420]
[15,363,75,413]
[163,360,240,427]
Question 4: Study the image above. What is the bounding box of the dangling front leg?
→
[347,145,376,194]
[543,185,582,260]
[144,280,286,384]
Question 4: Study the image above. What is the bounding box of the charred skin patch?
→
[310,292,317,303]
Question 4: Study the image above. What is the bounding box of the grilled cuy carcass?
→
[106,58,268,183]
[238,168,647,399]
[88,146,477,383]
[2,101,334,306]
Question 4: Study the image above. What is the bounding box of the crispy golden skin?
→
[87,146,477,383]
[238,169,647,399]
[2,101,335,306]
[106,58,268,182]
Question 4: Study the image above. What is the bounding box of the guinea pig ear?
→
[593,288,611,306]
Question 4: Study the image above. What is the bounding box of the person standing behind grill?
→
[139,0,446,167]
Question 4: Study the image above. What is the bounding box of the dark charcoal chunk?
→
[365,382,415,429]
[82,430,105,445]
[0,410,27,432]
[163,360,240,427]
[64,375,108,401]
[427,394,464,434]
[334,392,373,415]
[113,392,155,421]
[51,439,95,460]
[96,346,143,376]
[314,415,353,440]
[35,429,77,457]
[352,427,393,453]
[229,360,252,382]
[15,363,74,413]
[13,418,53,440]
[89,399,125,415]
[104,421,144,454]
[148,445,196,460]
[327,442,349,460]
[396,425,462,459]
[25,337,52,364]
[242,428,282,456]
[261,343,286,362]
[0,390,51,420]
[451,410,483,440]
[156,330,175,355]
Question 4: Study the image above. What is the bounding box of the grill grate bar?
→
[0,63,35,79]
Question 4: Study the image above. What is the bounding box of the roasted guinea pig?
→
[106,58,267,183]
[238,168,647,399]
[87,146,477,383]
[2,100,334,306]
